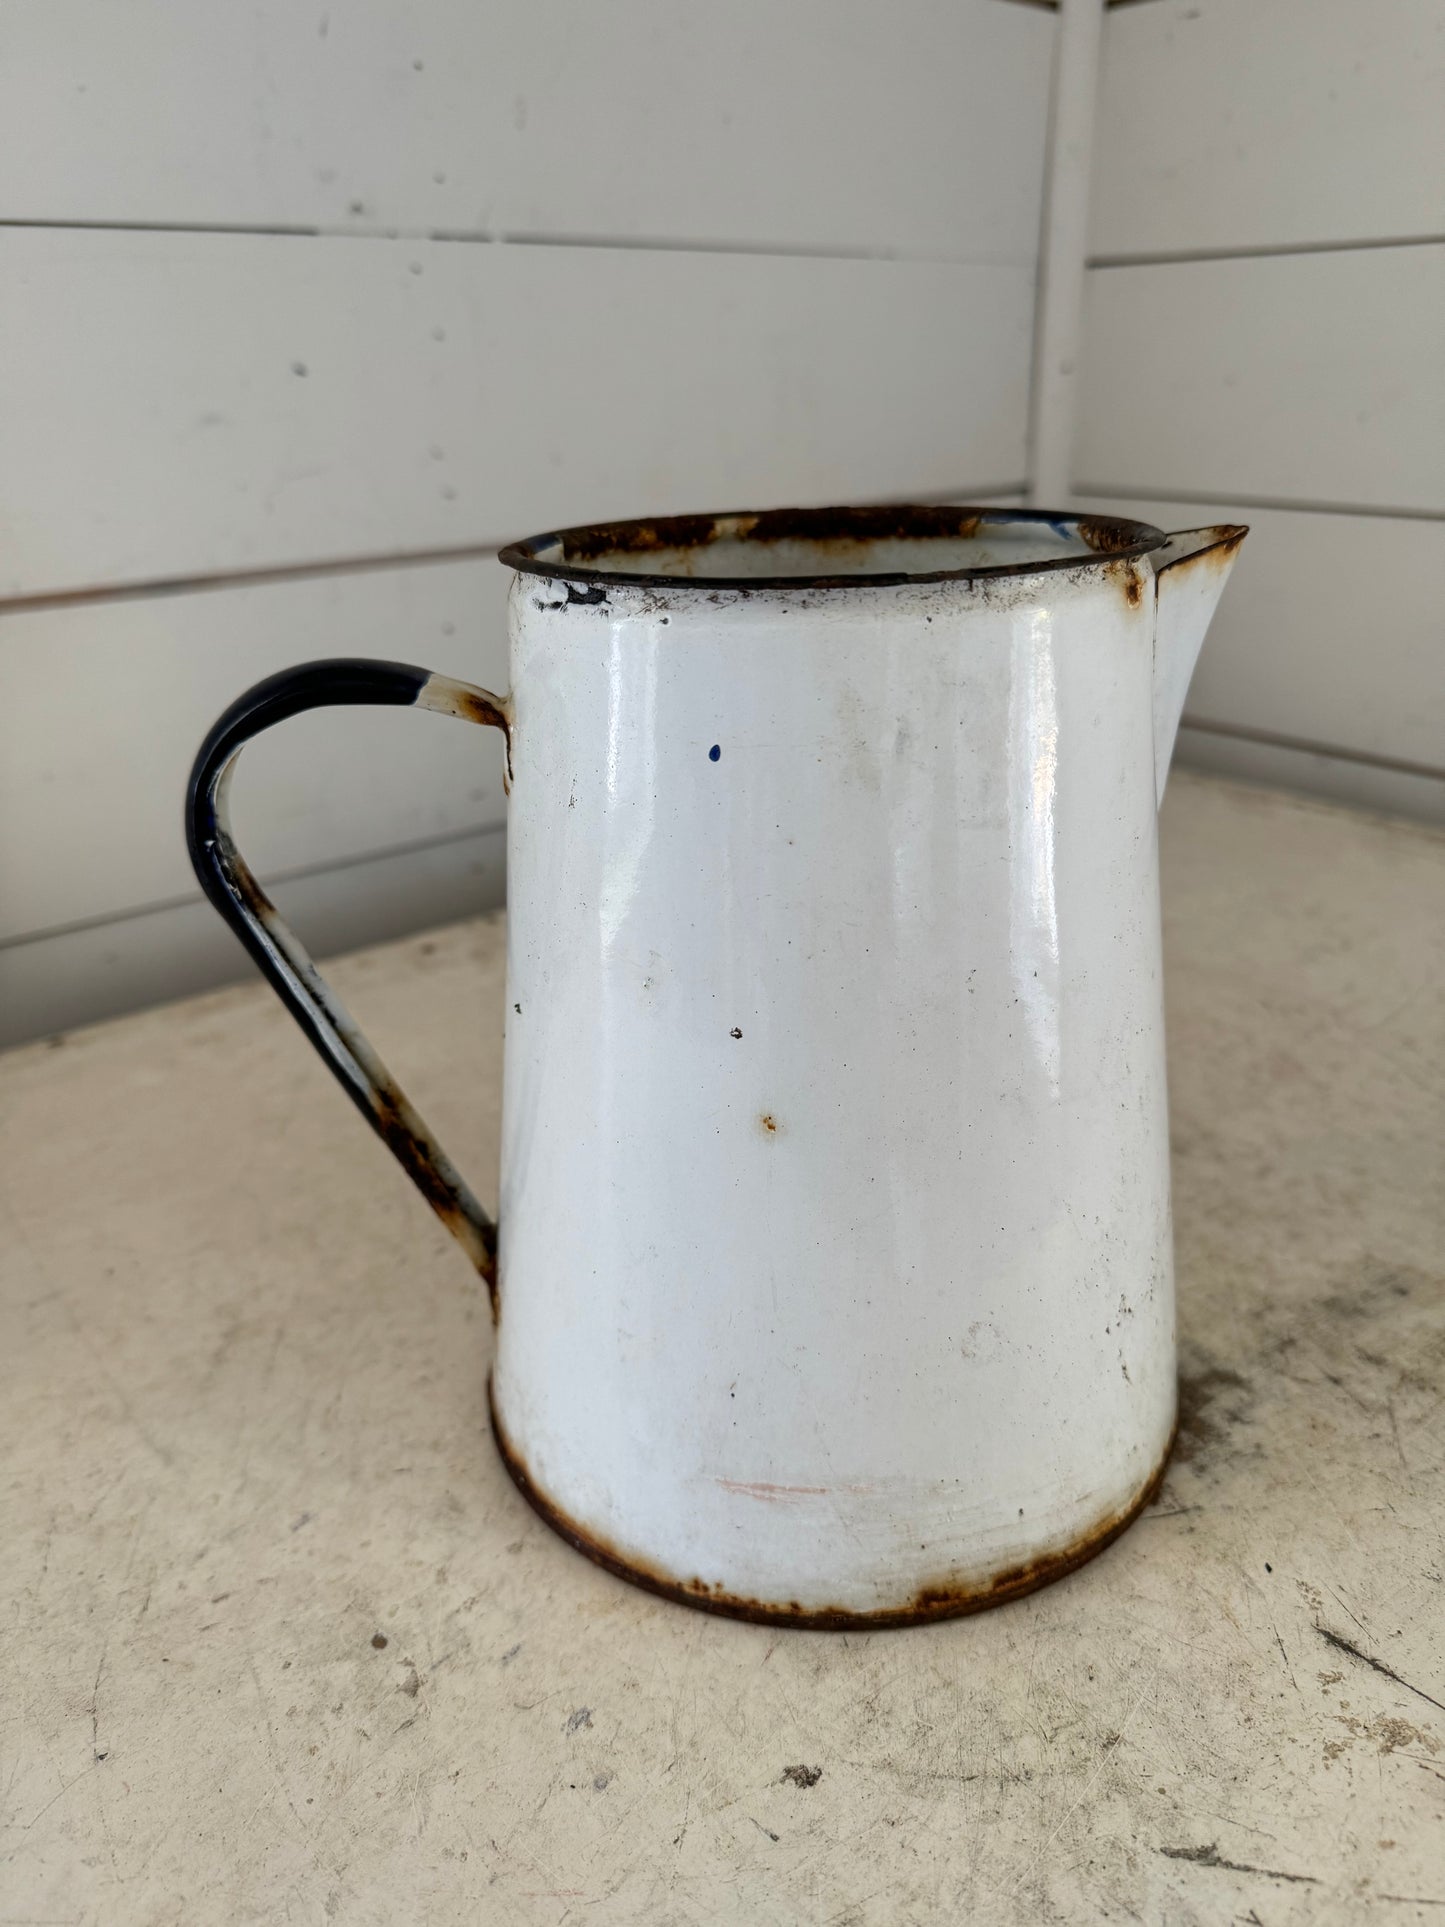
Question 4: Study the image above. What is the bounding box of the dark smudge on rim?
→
[498,503,1170,593]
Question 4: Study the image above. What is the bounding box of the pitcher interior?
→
[501,505,1167,588]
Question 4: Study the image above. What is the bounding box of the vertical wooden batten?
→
[1028,0,1105,505]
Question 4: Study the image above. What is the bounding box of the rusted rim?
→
[489,1381,1176,1631]
[498,503,1168,593]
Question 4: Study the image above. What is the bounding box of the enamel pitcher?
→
[188,506,1245,1627]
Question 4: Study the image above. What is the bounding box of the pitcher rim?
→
[498,504,1168,593]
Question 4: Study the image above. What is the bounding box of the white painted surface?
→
[1149,527,1246,803]
[0,561,510,944]
[1091,0,1445,259]
[1028,0,1104,505]
[3,774,1442,1918]
[0,231,1033,602]
[1075,0,1445,817]
[487,521,1196,1613]
[1076,247,1445,514]
[1080,497,1445,786]
[0,0,1052,260]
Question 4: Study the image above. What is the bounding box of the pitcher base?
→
[488,1380,1175,1631]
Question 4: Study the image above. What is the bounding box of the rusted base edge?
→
[489,1382,1177,1632]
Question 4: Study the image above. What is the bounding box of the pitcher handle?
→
[185,659,511,1305]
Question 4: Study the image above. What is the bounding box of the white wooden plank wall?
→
[0,1,1050,260]
[0,1,1054,1044]
[1091,0,1445,259]
[1076,0,1445,820]
[0,237,1032,601]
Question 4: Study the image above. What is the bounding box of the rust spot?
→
[1120,564,1144,608]
[225,836,499,1309]
[442,684,513,786]
[544,504,986,564]
[715,1479,829,1501]
[1076,516,1145,555]
[1156,524,1250,579]
[553,512,722,561]
[445,685,510,735]
[1200,523,1249,561]
[490,1384,1175,1631]
[760,1113,779,1135]
[366,1079,499,1308]
[498,504,1165,593]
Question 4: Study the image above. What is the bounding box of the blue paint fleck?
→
[708,744,721,762]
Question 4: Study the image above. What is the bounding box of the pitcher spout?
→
[1151,525,1248,802]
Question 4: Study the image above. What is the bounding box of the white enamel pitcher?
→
[189,506,1245,1627]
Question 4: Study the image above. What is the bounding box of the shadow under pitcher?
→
[187,504,1246,1628]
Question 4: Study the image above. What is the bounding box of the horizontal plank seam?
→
[0,823,507,955]
[0,486,1029,613]
[1089,235,1445,270]
[1180,717,1445,785]
[0,215,1036,269]
[0,216,320,238]
[1073,484,1445,525]
[0,544,503,614]
[457,230,918,263]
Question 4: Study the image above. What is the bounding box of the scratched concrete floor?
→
[1,771,1442,1925]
